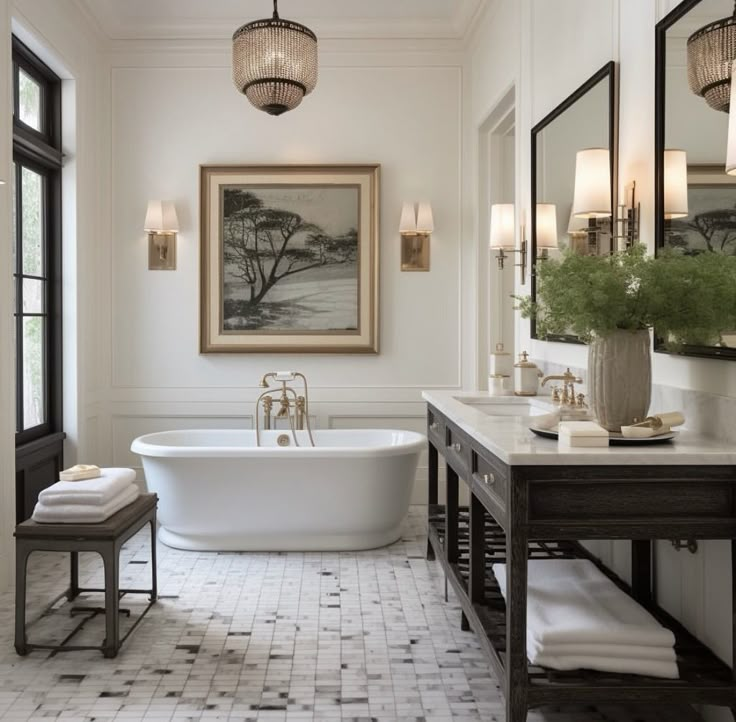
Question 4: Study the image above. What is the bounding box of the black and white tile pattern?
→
[0,510,698,721]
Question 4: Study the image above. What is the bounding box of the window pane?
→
[22,316,45,429]
[22,278,44,313]
[18,69,41,131]
[21,166,43,276]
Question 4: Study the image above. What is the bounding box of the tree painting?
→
[222,186,360,332]
[665,186,736,256]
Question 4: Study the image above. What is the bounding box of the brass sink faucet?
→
[541,368,585,407]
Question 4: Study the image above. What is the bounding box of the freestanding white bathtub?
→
[130,429,424,552]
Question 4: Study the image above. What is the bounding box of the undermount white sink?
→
[452,396,551,417]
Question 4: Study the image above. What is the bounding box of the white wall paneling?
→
[101,40,464,511]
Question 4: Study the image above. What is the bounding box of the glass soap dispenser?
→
[514,351,543,397]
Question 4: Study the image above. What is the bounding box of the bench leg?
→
[102,546,120,658]
[149,518,157,603]
[15,544,32,656]
[67,552,80,601]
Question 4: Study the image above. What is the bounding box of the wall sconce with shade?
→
[490,203,528,284]
[399,201,433,271]
[145,200,179,271]
[572,147,639,251]
[663,150,689,218]
[572,147,612,254]
[535,203,558,260]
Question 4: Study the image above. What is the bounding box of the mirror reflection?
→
[531,62,617,341]
[657,0,736,355]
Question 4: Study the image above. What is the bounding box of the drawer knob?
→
[453,442,462,453]
[429,421,438,431]
[483,473,496,486]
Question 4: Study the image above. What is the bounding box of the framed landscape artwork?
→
[200,165,380,353]
[664,165,736,256]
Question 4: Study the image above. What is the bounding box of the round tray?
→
[529,426,677,446]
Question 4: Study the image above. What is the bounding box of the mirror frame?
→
[530,61,619,344]
[655,0,736,361]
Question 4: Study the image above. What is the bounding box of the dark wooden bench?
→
[14,493,158,658]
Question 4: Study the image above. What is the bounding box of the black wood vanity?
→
[424,392,736,721]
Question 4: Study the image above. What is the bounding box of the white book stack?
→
[558,421,609,448]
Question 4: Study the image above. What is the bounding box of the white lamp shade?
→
[416,202,434,233]
[399,202,417,233]
[572,148,612,218]
[727,61,736,175]
[145,200,179,232]
[536,203,558,249]
[489,203,516,249]
[664,150,689,219]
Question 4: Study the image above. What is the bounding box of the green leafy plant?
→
[516,244,736,349]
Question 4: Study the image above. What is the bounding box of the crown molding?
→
[77,0,486,42]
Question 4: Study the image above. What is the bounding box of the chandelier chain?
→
[273,0,279,20]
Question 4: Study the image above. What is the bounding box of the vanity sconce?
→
[572,148,613,254]
[572,148,640,251]
[614,181,641,250]
[144,200,179,271]
[399,201,433,272]
[490,203,527,284]
[535,203,559,261]
[664,149,689,219]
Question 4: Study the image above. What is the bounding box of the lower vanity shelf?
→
[427,504,733,713]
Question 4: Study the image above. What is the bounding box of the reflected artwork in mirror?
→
[656,0,736,359]
[530,61,618,343]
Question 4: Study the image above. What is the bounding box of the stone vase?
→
[588,329,651,432]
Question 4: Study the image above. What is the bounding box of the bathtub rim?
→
[131,428,426,459]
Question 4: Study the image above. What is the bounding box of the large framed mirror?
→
[530,61,618,343]
[655,0,736,359]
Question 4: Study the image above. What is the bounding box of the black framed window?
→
[12,37,62,447]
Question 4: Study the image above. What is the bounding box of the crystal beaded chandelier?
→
[232,0,318,116]
[687,1,736,113]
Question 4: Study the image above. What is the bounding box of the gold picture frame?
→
[200,164,380,354]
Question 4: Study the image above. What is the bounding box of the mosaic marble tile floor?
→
[0,509,701,722]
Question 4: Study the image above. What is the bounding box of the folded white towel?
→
[529,642,675,662]
[39,468,136,507]
[32,484,139,523]
[493,559,678,680]
[532,653,677,679]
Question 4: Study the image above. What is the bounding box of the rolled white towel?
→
[32,484,139,524]
[38,468,136,507]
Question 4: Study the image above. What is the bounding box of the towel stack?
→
[32,468,139,524]
[493,559,678,679]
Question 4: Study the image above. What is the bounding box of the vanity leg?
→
[446,465,459,565]
[469,493,485,606]
[631,540,652,605]
[506,479,529,722]
[731,540,736,722]
[427,442,438,561]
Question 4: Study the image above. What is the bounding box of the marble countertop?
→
[422,391,736,466]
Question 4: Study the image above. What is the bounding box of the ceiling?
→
[76,0,487,41]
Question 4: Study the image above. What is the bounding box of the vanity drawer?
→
[445,423,471,480]
[472,449,508,515]
[427,408,445,448]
